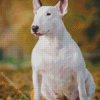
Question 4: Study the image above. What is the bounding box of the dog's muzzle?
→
[31,25,44,36]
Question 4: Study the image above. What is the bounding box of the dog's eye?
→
[47,13,51,16]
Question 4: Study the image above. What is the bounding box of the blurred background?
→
[0,0,100,99]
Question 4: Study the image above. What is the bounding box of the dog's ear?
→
[33,0,42,14]
[55,0,68,15]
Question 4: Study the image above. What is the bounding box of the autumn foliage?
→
[0,0,100,59]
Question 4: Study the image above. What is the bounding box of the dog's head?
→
[31,0,68,36]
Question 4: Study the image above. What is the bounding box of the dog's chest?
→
[38,45,71,71]
[43,47,66,64]
[33,43,76,77]
[32,40,78,97]
[32,40,76,73]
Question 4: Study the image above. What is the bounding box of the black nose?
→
[32,25,39,33]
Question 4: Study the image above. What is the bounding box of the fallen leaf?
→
[6,97,12,100]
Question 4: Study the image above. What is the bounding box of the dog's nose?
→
[32,25,39,33]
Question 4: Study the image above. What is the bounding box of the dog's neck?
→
[39,20,71,47]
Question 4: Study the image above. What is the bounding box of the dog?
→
[31,0,95,100]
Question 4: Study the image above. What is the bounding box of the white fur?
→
[31,0,95,100]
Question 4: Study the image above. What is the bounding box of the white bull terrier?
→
[31,0,95,100]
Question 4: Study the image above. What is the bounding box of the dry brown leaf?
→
[30,90,34,100]
[6,97,12,100]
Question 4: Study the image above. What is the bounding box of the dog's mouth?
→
[32,32,44,36]
[32,30,50,36]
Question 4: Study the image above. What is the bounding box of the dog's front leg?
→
[77,71,88,100]
[33,70,42,100]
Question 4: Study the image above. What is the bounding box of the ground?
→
[0,61,100,100]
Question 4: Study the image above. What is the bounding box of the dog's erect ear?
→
[55,0,68,15]
[33,0,42,14]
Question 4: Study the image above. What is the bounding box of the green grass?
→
[21,86,30,91]
[0,58,24,66]
[16,66,32,72]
